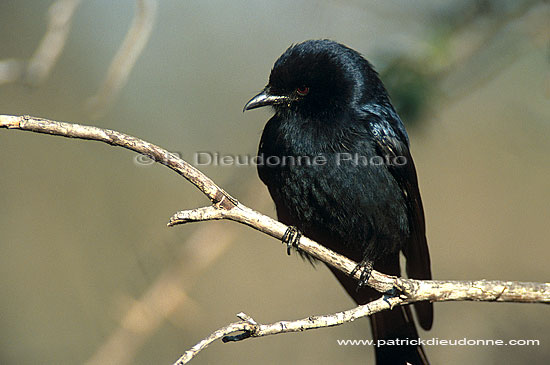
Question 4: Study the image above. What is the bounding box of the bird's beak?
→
[243,89,288,112]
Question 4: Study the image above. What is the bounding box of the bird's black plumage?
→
[245,40,433,365]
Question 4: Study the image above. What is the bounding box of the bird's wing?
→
[367,114,433,330]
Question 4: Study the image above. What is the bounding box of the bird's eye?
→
[296,86,309,96]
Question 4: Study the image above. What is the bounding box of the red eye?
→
[296,86,309,96]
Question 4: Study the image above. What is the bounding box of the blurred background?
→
[1,0,549,364]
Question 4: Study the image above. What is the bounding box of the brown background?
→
[0,1,549,364]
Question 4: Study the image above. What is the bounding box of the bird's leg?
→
[350,258,374,290]
[282,226,302,255]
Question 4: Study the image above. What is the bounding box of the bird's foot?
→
[282,226,302,255]
[351,258,374,290]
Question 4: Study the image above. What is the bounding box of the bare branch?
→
[174,320,255,365]
[174,297,399,364]
[169,205,550,305]
[0,114,236,209]
[175,277,550,363]
[2,114,549,364]
[2,114,548,302]
[171,204,396,294]
[25,0,82,85]
[170,206,227,222]
[0,0,80,85]
[86,0,158,118]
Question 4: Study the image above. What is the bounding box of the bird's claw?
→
[282,226,302,255]
[351,258,374,291]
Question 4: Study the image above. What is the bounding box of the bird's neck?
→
[272,112,355,156]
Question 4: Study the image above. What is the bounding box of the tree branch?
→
[86,0,158,118]
[172,299,397,365]
[174,277,550,364]
[0,114,237,209]
[25,0,82,85]
[2,114,549,364]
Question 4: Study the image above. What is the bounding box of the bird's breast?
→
[258,116,409,260]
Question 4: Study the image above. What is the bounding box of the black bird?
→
[244,40,433,365]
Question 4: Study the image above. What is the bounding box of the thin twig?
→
[0,114,236,209]
[86,0,158,118]
[25,0,82,85]
[173,297,398,365]
[174,278,550,364]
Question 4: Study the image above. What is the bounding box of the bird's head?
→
[244,39,389,121]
